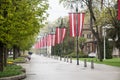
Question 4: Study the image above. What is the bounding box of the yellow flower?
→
[7,61,13,64]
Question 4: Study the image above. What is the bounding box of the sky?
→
[47,0,69,22]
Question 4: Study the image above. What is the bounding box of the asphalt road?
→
[21,54,120,80]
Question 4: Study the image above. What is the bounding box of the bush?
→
[66,51,88,58]
[8,57,26,63]
[0,64,23,78]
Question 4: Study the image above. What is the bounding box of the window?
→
[82,34,84,37]
[87,34,92,39]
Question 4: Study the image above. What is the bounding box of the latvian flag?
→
[51,34,55,46]
[55,27,66,44]
[55,27,61,44]
[61,27,66,43]
[118,0,120,20]
[47,34,52,47]
[69,13,85,37]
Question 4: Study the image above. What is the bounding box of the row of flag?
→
[34,27,66,49]
[34,0,120,49]
[34,13,85,49]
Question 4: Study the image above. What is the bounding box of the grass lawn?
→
[0,57,26,78]
[74,58,120,67]
[0,64,23,78]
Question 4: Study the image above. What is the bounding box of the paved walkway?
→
[20,54,120,80]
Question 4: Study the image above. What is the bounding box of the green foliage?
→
[67,51,88,58]
[79,58,120,67]
[7,57,26,63]
[0,64,23,77]
[105,39,113,59]
[0,0,49,50]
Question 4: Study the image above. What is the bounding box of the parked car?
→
[88,52,96,58]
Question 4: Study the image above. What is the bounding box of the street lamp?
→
[69,0,84,65]
[102,25,112,60]
[44,33,48,56]
[58,17,63,61]
[50,28,55,56]
[76,1,79,65]
[103,26,106,60]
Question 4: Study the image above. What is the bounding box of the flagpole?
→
[76,0,79,65]
[45,33,47,56]
[51,28,54,55]
[69,0,85,65]
[59,17,63,61]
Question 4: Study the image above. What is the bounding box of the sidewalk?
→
[20,54,120,80]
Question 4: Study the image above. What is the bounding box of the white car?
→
[88,52,96,58]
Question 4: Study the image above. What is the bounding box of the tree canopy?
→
[0,0,49,50]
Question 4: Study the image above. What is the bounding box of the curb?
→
[0,73,26,80]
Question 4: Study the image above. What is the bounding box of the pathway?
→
[20,54,120,80]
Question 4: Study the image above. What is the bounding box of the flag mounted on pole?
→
[118,0,120,20]
[51,34,55,46]
[69,13,85,37]
[55,27,66,44]
[55,27,60,44]
[47,34,52,47]
[61,27,66,43]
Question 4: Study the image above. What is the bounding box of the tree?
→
[79,37,86,52]
[105,2,120,57]
[59,0,120,61]
[0,0,48,71]
[59,0,105,61]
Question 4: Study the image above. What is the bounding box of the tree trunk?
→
[0,43,4,71]
[13,45,16,60]
[87,0,103,61]
[97,41,103,61]
[118,48,120,58]
[23,50,25,55]
[17,47,21,57]
[4,47,8,67]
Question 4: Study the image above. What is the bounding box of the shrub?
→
[66,51,88,58]
[0,64,23,78]
[8,57,26,63]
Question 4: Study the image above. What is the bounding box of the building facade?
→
[82,24,119,57]
[82,24,97,55]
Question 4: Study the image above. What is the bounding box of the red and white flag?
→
[51,34,55,46]
[41,37,44,48]
[38,40,40,48]
[43,36,47,47]
[35,42,39,49]
[55,27,60,44]
[61,28,66,43]
[118,0,120,20]
[40,39,43,48]
[69,13,85,37]
[34,43,37,49]
[55,27,66,44]
[47,34,52,46]
[42,37,45,47]
[39,39,42,48]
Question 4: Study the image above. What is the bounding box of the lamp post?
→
[58,17,63,61]
[103,27,106,60]
[68,0,85,65]
[69,0,83,65]
[102,25,111,60]
[76,1,79,65]
[44,33,47,56]
[51,28,55,56]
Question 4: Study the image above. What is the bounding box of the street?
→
[21,54,120,80]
